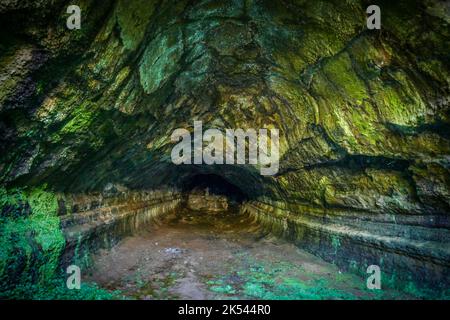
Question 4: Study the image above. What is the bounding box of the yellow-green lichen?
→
[116,0,157,51]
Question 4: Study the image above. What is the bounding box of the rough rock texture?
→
[60,188,182,269]
[0,185,181,296]
[0,0,449,297]
[187,191,229,212]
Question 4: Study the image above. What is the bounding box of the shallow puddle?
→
[86,209,411,299]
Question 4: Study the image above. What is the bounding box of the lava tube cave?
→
[0,0,449,303]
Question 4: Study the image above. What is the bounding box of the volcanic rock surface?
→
[0,0,449,298]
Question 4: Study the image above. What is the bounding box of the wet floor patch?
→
[85,209,411,300]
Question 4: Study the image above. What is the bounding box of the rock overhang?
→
[0,0,448,215]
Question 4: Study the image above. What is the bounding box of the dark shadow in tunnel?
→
[181,173,248,203]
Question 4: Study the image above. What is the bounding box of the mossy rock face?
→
[0,0,448,209]
[0,0,449,298]
[0,187,65,296]
[0,1,450,205]
[115,0,157,51]
[0,1,450,204]
[139,26,184,95]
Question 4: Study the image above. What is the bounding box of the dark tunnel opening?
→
[181,173,248,203]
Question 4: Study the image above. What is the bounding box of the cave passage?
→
[86,205,410,300]
[83,174,411,300]
[0,0,449,301]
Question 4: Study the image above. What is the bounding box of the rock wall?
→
[59,188,182,267]
[241,200,450,297]
[0,0,449,298]
[187,191,229,213]
[0,185,181,297]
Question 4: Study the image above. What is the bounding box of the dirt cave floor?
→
[85,209,412,300]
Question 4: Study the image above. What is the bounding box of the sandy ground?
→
[85,209,411,300]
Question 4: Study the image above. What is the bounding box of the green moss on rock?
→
[116,0,157,51]
[0,186,65,297]
[139,26,183,95]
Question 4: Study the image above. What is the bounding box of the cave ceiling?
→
[0,0,449,214]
